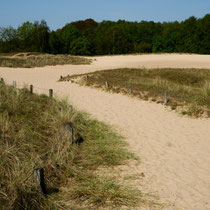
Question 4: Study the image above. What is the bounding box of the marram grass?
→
[61,68,210,118]
[0,82,157,209]
[0,53,91,68]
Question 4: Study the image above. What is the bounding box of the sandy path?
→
[1,54,210,210]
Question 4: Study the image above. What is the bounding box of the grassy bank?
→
[0,53,91,68]
[61,68,210,117]
[0,80,158,209]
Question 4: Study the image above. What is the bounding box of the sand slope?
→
[1,54,210,210]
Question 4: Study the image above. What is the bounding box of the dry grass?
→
[0,53,91,68]
[60,68,210,118]
[0,80,158,209]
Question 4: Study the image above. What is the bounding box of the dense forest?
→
[0,14,209,55]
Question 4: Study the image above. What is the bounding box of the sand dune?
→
[1,54,210,209]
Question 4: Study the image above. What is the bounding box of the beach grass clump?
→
[65,174,142,207]
[61,68,210,117]
[0,82,151,209]
[0,53,91,68]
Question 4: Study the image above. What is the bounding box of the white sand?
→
[1,54,210,209]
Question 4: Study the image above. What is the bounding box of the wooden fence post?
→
[49,89,53,98]
[129,87,132,95]
[13,81,17,87]
[105,81,109,88]
[33,168,47,196]
[65,122,73,142]
[68,105,73,112]
[30,85,33,94]
[86,75,89,81]
[164,92,168,105]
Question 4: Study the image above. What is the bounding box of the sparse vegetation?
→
[0,81,157,209]
[0,53,91,68]
[61,68,210,117]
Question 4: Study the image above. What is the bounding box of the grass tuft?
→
[67,174,142,207]
[0,53,91,68]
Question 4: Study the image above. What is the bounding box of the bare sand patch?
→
[0,54,210,209]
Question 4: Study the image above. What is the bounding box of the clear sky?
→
[0,0,209,30]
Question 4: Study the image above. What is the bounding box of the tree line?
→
[0,14,209,55]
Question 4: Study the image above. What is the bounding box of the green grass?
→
[61,68,210,118]
[0,53,91,68]
[0,80,157,209]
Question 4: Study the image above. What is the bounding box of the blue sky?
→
[0,0,209,30]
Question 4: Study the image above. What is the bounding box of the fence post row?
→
[9,81,169,106]
[10,82,53,98]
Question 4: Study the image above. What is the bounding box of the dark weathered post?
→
[49,89,53,98]
[13,81,17,87]
[105,81,109,88]
[30,85,33,94]
[60,76,63,80]
[86,75,89,81]
[129,87,132,95]
[65,122,73,142]
[164,92,168,105]
[0,78,4,84]
[33,168,47,196]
